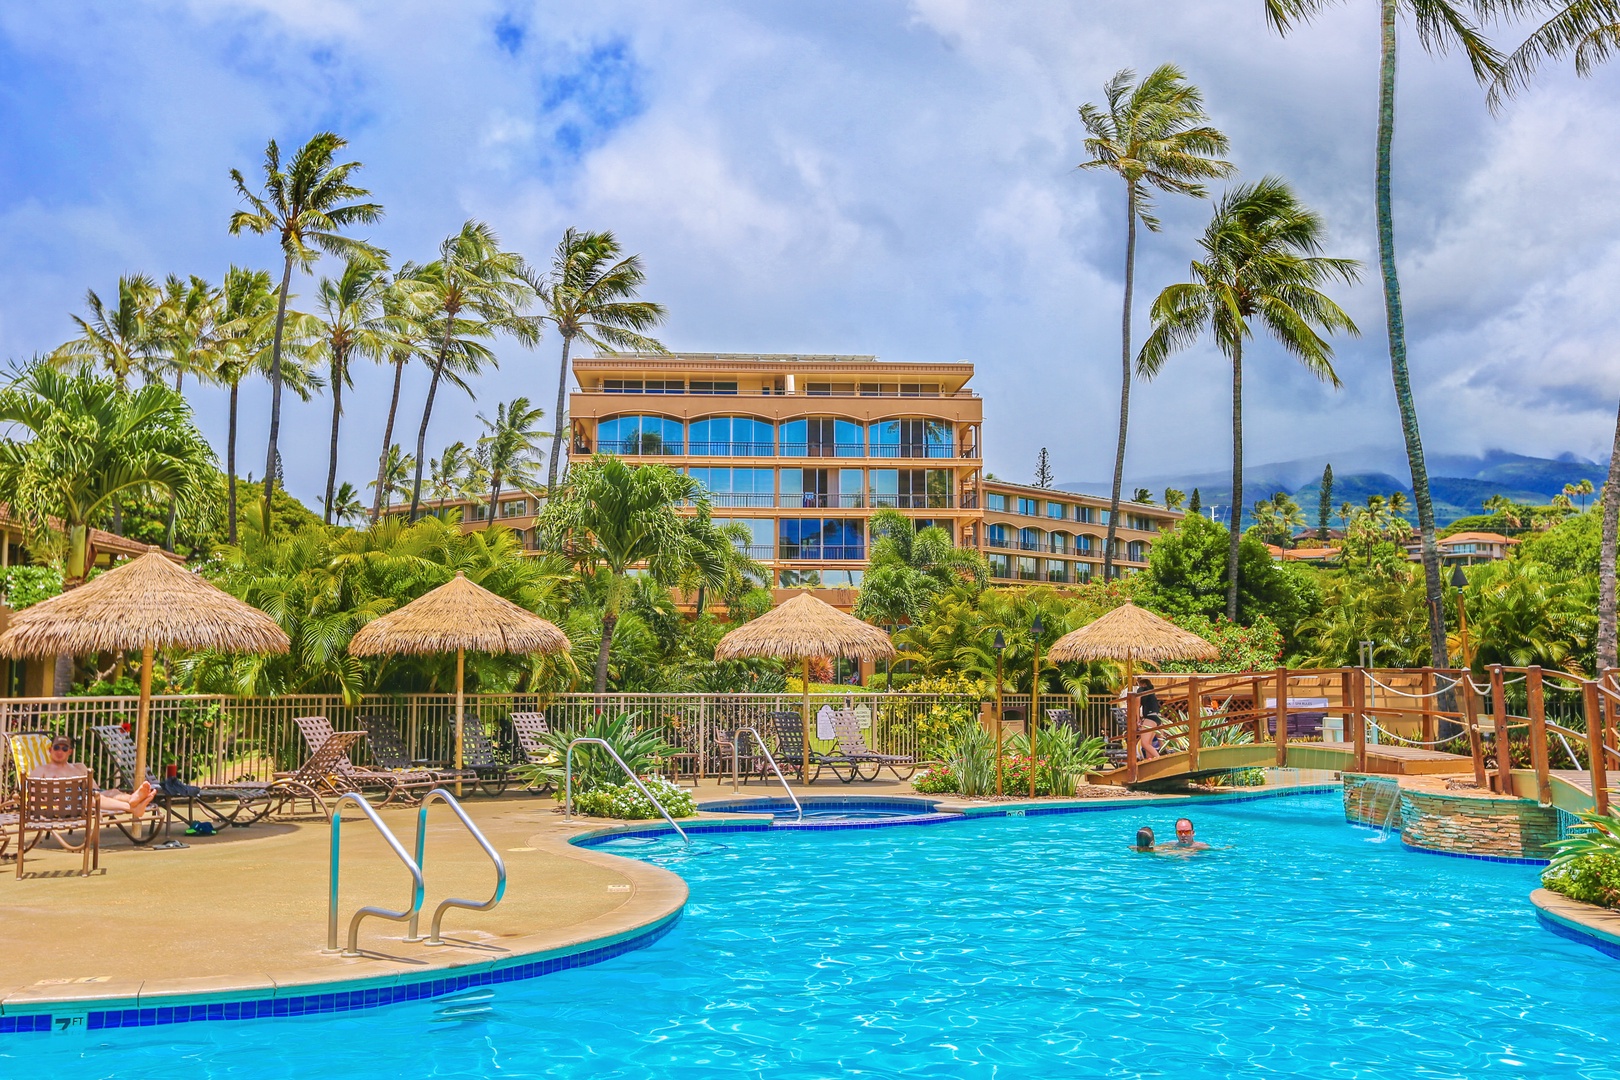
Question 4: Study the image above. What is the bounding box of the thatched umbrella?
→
[1046,602,1218,684]
[714,592,894,778]
[0,547,289,786]
[348,572,569,780]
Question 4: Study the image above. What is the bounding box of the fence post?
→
[1526,667,1551,807]
[1490,665,1512,795]
[1339,668,1353,749]
[1420,667,1436,746]
[1582,680,1611,816]
[1274,667,1288,767]
[1353,668,1367,773]
[1461,670,1488,790]
[1186,675,1201,775]
[1125,691,1139,785]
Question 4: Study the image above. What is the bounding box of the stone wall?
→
[1397,788,1559,860]
[1342,773,1403,828]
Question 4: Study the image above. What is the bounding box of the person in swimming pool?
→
[1133,826,1157,852]
[1170,817,1210,852]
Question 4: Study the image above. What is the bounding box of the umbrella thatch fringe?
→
[1046,603,1219,664]
[348,571,570,656]
[715,592,894,662]
[0,548,289,657]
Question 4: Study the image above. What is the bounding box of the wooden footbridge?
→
[1089,666,1620,817]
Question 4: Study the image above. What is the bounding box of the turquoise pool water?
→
[10,792,1619,1079]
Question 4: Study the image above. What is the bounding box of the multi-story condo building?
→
[407,352,1180,607]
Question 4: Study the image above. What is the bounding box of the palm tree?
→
[1265,0,1536,667]
[535,228,668,494]
[311,256,392,524]
[537,456,706,693]
[369,265,433,523]
[855,509,990,626]
[1489,0,1619,106]
[1138,177,1360,619]
[330,481,366,526]
[49,274,164,389]
[427,441,477,503]
[477,396,548,511]
[229,132,383,531]
[1077,65,1234,581]
[368,444,415,514]
[406,221,534,522]
[1163,488,1186,511]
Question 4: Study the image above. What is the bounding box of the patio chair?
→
[767,710,861,784]
[715,727,771,785]
[458,720,516,796]
[828,710,917,781]
[292,717,438,807]
[8,732,163,846]
[268,729,368,818]
[356,715,473,787]
[90,724,278,829]
[15,774,100,878]
[508,712,556,793]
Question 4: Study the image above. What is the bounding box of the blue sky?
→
[2,1,1617,504]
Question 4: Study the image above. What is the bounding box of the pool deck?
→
[0,772,1338,1021]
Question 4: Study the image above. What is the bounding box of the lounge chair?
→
[7,732,162,846]
[15,774,100,878]
[458,720,515,796]
[270,729,368,817]
[357,715,473,787]
[767,710,861,784]
[90,725,277,829]
[508,712,556,793]
[829,710,917,781]
[292,717,439,807]
[715,727,771,785]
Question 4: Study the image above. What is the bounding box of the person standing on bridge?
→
[1133,678,1164,762]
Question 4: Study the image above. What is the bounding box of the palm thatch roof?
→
[0,547,289,657]
[348,571,570,656]
[715,591,895,662]
[1045,603,1218,664]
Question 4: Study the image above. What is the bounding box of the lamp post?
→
[1451,564,1471,670]
[1029,613,1044,798]
[993,629,1006,796]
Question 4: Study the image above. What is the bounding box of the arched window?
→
[1074,534,1095,554]
[869,418,953,458]
[1127,540,1147,562]
[1049,531,1071,554]
[1019,527,1042,552]
[986,523,1009,549]
[689,417,774,457]
[597,416,683,455]
[781,418,863,457]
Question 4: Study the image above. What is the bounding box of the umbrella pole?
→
[802,658,811,784]
[134,642,154,793]
[455,647,465,797]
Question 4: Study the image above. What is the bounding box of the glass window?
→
[1017,497,1038,516]
[1076,505,1095,524]
[986,523,1009,548]
[1018,557,1038,580]
[779,568,863,587]
[986,493,1007,512]
[1047,561,1069,583]
[597,415,683,455]
[988,553,1012,579]
[779,518,864,560]
[1127,541,1147,562]
[1047,502,1067,520]
[1075,534,1093,553]
[1075,562,1093,583]
[780,468,860,508]
[690,467,774,507]
[1049,532,1069,554]
[781,418,862,457]
[1019,527,1041,551]
[869,418,953,459]
[912,520,954,542]
[714,518,775,559]
[689,380,738,395]
[689,416,774,456]
[501,499,528,518]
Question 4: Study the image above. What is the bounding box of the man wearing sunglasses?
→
[30,734,157,818]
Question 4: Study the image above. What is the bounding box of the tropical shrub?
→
[514,710,675,793]
[1543,811,1620,909]
[0,564,63,610]
[911,764,958,794]
[946,717,997,798]
[572,775,696,820]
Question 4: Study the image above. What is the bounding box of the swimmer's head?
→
[1135,827,1155,851]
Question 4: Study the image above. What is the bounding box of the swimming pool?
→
[700,795,955,824]
[9,792,1618,1079]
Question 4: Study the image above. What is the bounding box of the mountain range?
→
[1057,449,1608,527]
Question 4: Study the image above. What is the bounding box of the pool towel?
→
[816,705,836,741]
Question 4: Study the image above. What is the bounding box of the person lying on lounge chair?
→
[30,735,157,817]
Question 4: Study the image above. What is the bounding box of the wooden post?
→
[133,641,155,793]
[802,658,812,784]
[1490,665,1512,795]
[1582,681,1611,816]
[1526,666,1551,807]
[1420,667,1436,747]
[1339,668,1353,748]
[1249,676,1263,742]
[1186,675,1201,776]
[1028,637,1040,799]
[455,647,466,797]
[1274,667,1288,767]
[1125,689,1139,785]
[1460,670,1487,790]
[1353,667,1367,773]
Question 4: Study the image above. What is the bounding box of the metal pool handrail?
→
[407,788,508,946]
[564,737,690,845]
[328,792,424,956]
[732,726,802,821]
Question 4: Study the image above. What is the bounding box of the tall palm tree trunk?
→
[489,470,504,518]
[1374,0,1446,666]
[1227,342,1244,621]
[409,345,451,522]
[1597,395,1620,671]
[371,354,407,523]
[263,254,295,532]
[227,381,240,545]
[1104,184,1138,581]
[324,354,344,525]
[546,334,573,494]
[595,609,618,695]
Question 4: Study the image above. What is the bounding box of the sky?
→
[1,0,1617,506]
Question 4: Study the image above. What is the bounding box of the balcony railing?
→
[599,439,685,456]
[778,545,866,560]
[986,538,1013,550]
[786,494,868,509]
[736,544,775,560]
[576,388,980,399]
[776,442,867,458]
[868,494,956,510]
[706,493,777,508]
[687,442,776,457]
[867,444,958,459]
[1018,540,1042,551]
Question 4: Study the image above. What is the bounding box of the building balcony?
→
[687,441,776,457]
[777,545,866,561]
[599,439,685,456]
[577,387,980,399]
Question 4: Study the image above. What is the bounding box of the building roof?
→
[584,352,972,366]
[1283,546,1339,561]
[1439,532,1518,546]
[0,505,185,563]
